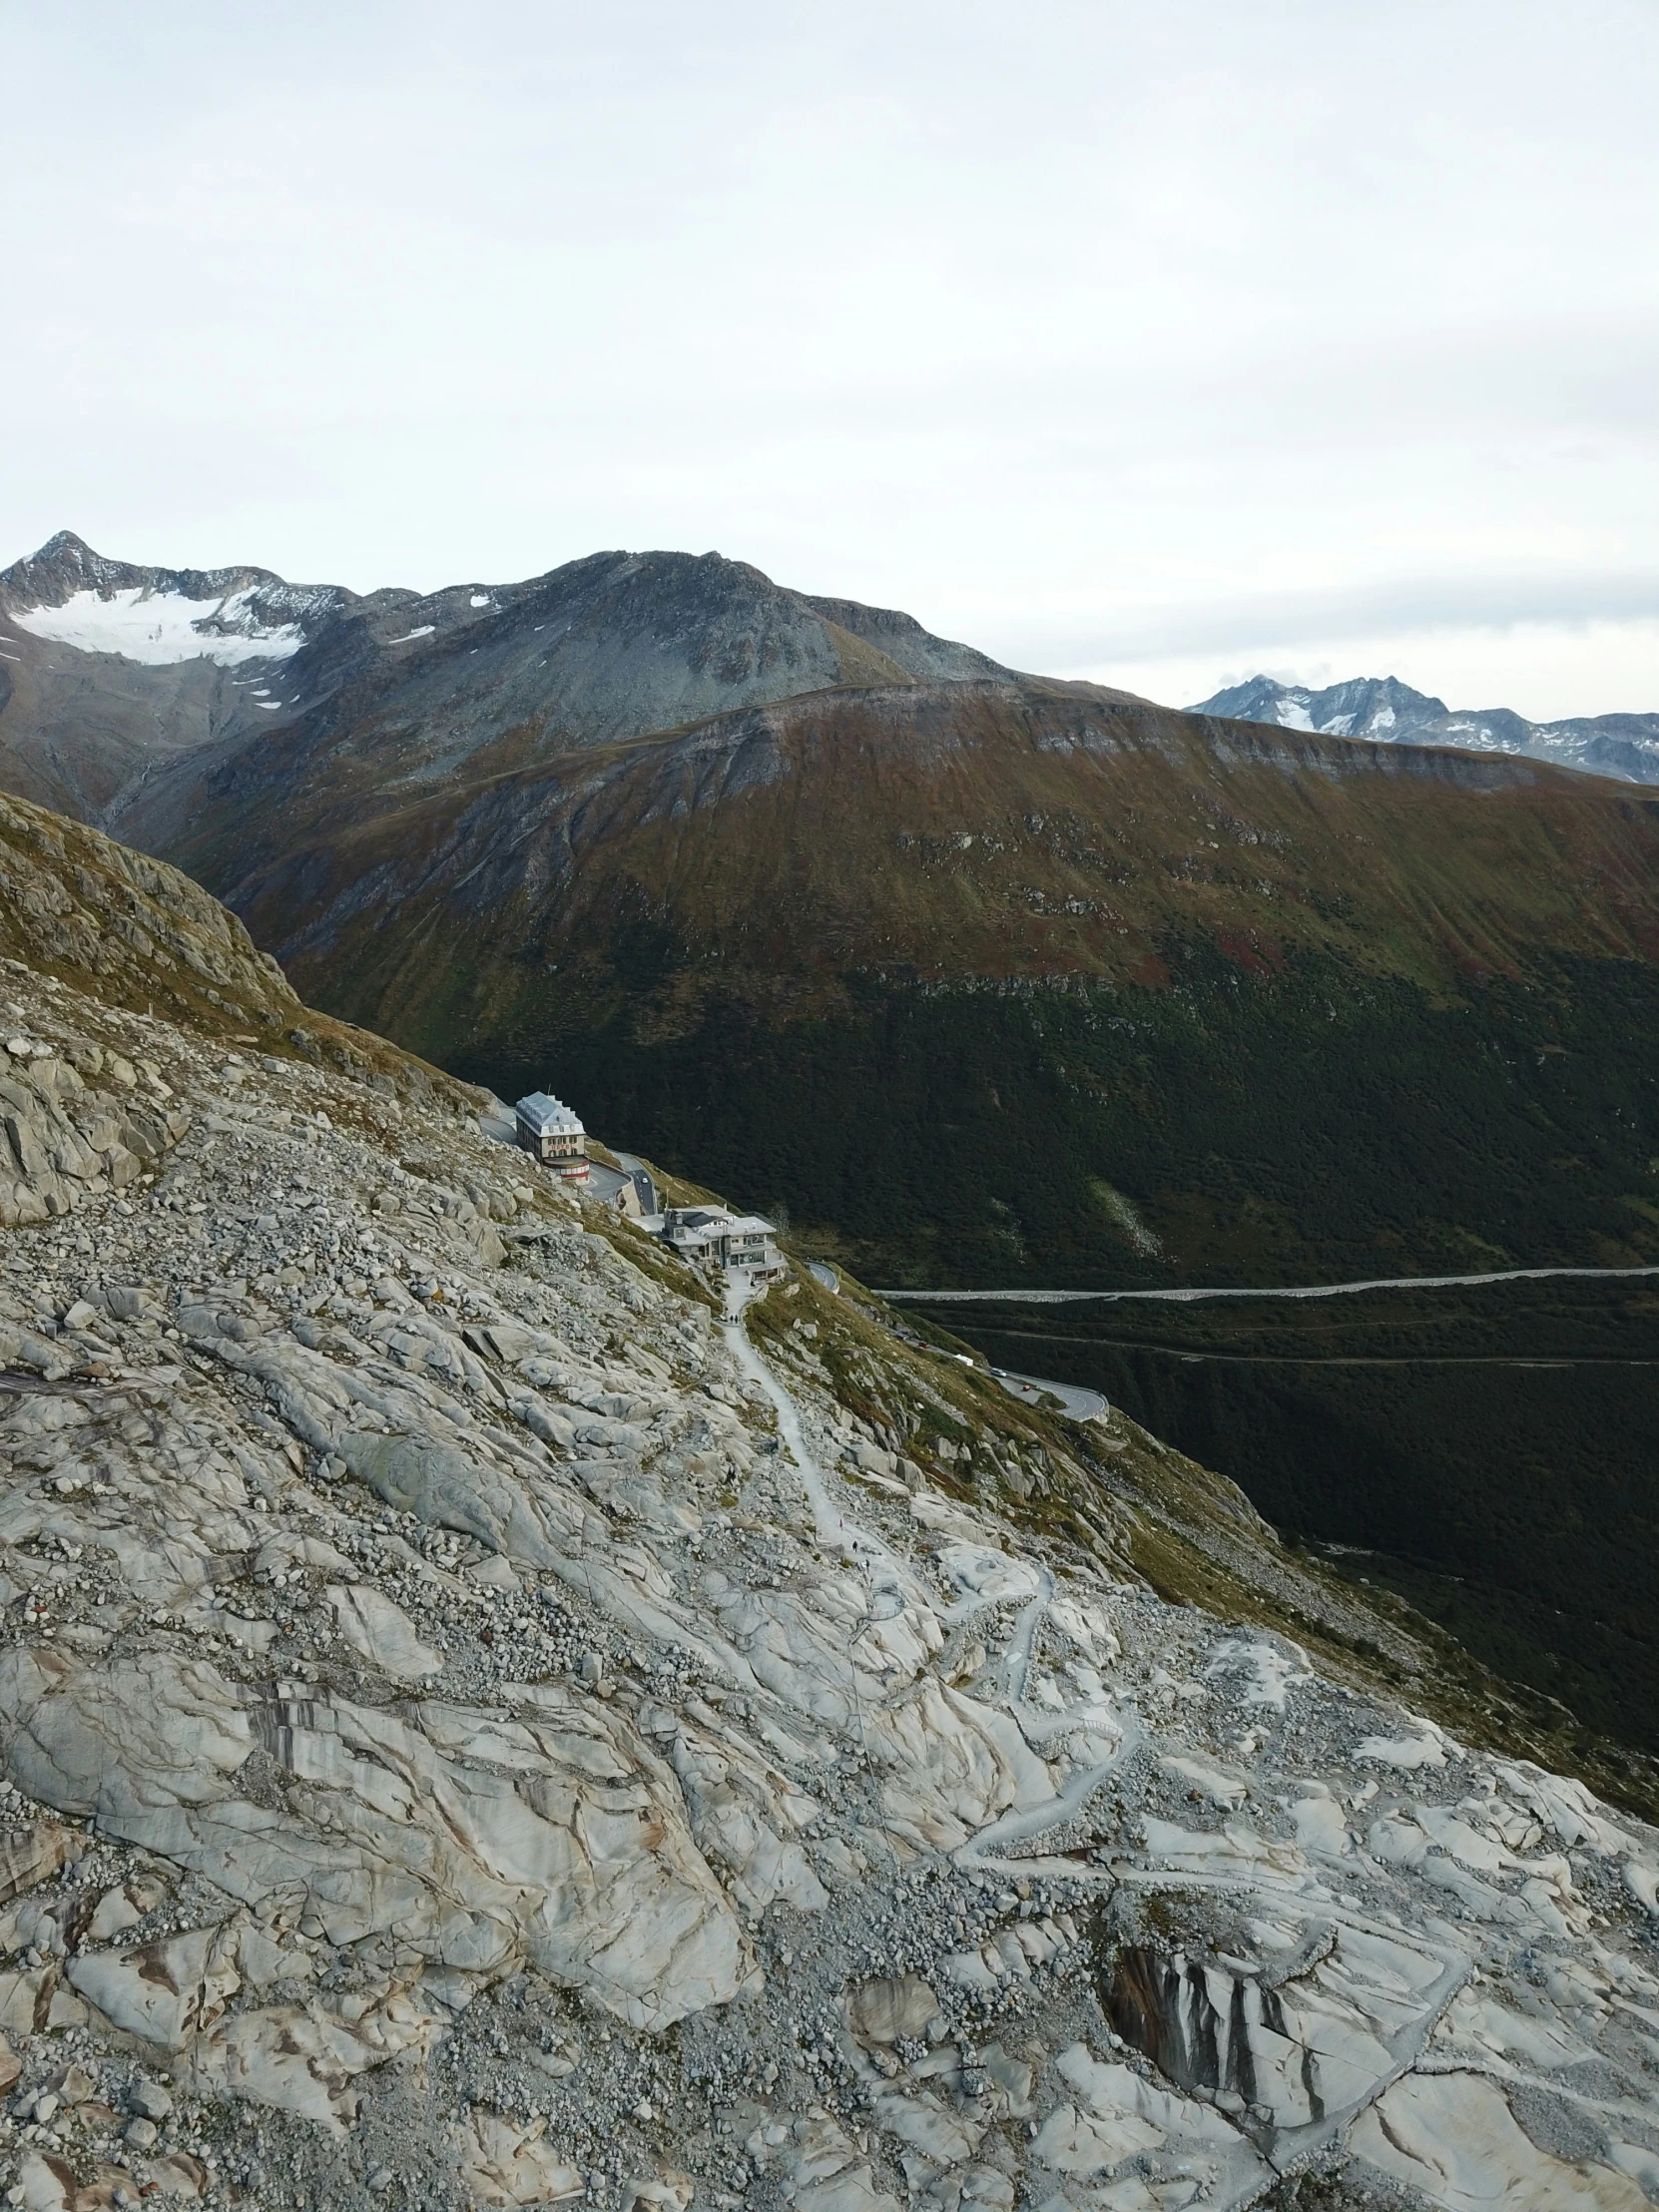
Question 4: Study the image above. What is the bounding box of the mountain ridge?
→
[1193,669,1659,786]
[0,531,1032,842]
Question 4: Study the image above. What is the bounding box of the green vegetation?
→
[903,1275,1659,1770]
[423,921,1659,1795]
[454,942,1659,1291]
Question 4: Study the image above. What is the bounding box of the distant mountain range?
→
[1191,672,1659,786]
[6,529,1659,1293]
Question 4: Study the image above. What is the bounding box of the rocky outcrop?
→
[0,831,1657,2211]
[1,1648,751,2032]
[0,788,480,1141]
[0,1031,189,1227]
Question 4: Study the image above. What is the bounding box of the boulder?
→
[325,1584,444,1682]
[847,1973,941,2049]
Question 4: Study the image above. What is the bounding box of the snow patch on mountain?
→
[1193,673,1659,786]
[13,585,305,667]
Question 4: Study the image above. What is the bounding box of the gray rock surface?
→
[0,929,1655,2211]
[0,532,1015,849]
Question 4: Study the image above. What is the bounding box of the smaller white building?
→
[661,1206,784,1281]
[515,1092,589,1180]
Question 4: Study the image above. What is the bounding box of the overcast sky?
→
[3,0,1655,717]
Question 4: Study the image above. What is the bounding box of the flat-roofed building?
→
[515,1091,589,1180]
[661,1206,783,1281]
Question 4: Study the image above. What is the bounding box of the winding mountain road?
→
[881,1262,1659,1305]
[988,1367,1109,1419]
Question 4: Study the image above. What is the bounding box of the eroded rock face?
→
[0,1043,189,1229]
[0,1647,749,2031]
[0,915,1656,2212]
[454,2105,584,2206]
[1104,1922,1460,2149]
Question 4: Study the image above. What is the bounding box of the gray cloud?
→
[1011,571,1659,669]
[1,0,1654,718]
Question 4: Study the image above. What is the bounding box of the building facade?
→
[514,1092,589,1179]
[660,1206,784,1281]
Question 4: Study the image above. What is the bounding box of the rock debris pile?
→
[0,836,1656,2209]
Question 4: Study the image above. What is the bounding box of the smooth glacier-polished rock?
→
[0,834,1656,2212]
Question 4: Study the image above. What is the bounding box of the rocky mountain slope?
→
[1,800,1658,2211]
[0,533,1021,843]
[1192,675,1659,788]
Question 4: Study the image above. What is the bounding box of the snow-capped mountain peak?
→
[1191,672,1659,785]
[0,530,348,669]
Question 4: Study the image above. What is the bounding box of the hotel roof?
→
[516,1091,585,1136]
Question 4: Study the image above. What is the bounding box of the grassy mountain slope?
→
[0,785,472,1110]
[191,680,1659,1289]
[14,534,1658,1292]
